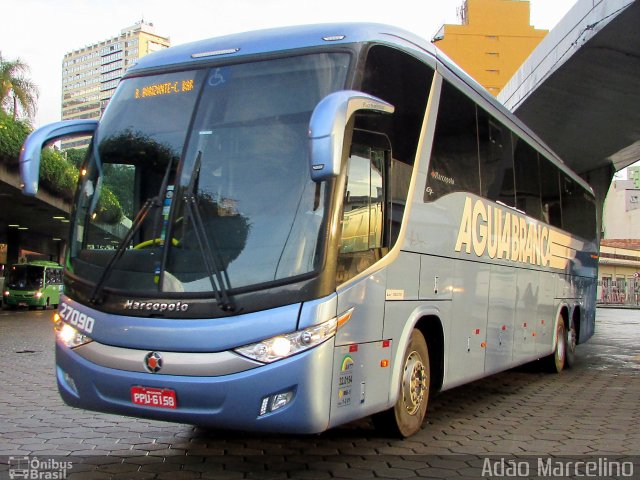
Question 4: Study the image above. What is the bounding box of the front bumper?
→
[56,337,335,433]
[4,294,43,307]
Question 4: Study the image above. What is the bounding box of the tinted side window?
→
[561,174,596,242]
[513,137,543,220]
[424,81,480,202]
[477,110,515,207]
[539,158,562,228]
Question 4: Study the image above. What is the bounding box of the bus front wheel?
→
[373,329,430,438]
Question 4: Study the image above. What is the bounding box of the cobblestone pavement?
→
[0,307,638,479]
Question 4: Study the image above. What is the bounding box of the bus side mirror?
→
[19,119,98,196]
[308,90,394,182]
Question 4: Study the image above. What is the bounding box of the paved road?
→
[0,307,638,479]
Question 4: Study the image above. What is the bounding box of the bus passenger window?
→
[478,111,515,208]
[513,137,543,220]
[337,134,387,284]
[425,81,480,201]
[539,158,562,228]
[561,174,597,242]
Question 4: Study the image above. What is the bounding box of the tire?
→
[372,329,430,437]
[564,316,577,368]
[544,320,566,373]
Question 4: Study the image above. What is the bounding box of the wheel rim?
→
[401,350,428,415]
[556,324,566,369]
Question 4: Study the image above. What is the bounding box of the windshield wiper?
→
[89,158,173,305]
[181,152,235,312]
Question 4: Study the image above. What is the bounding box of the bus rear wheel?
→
[545,320,566,373]
[565,316,577,368]
[373,329,430,438]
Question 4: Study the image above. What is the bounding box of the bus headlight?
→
[55,322,93,349]
[34,291,43,298]
[235,317,338,363]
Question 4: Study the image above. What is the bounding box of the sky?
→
[1,0,578,128]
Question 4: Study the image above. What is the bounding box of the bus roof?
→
[127,23,436,74]
[124,22,594,197]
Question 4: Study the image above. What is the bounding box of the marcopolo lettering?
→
[454,196,570,269]
[124,300,190,312]
[430,170,455,185]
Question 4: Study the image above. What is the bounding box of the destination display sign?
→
[135,78,195,99]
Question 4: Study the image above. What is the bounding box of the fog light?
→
[258,390,295,416]
[60,368,78,395]
[271,391,293,412]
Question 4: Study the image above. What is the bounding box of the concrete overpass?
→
[499,0,640,218]
[0,163,70,266]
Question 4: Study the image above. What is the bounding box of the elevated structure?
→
[0,164,70,267]
[499,0,640,216]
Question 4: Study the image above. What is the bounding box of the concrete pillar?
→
[6,229,20,266]
[580,164,615,241]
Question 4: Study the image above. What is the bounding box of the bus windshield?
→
[70,53,350,300]
[7,265,43,290]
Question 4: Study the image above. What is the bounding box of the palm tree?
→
[0,52,38,120]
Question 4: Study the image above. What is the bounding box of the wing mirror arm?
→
[19,119,98,196]
[308,90,394,182]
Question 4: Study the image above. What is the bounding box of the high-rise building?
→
[432,0,547,96]
[61,20,170,148]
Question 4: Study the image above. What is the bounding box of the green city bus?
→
[3,260,63,309]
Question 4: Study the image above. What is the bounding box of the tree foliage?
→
[64,147,88,168]
[37,147,123,223]
[0,110,30,164]
[39,147,79,202]
[0,111,123,224]
[0,52,38,120]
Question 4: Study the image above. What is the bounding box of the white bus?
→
[20,23,597,437]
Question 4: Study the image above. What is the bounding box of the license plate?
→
[131,386,177,409]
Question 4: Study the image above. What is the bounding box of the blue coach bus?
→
[20,23,597,437]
